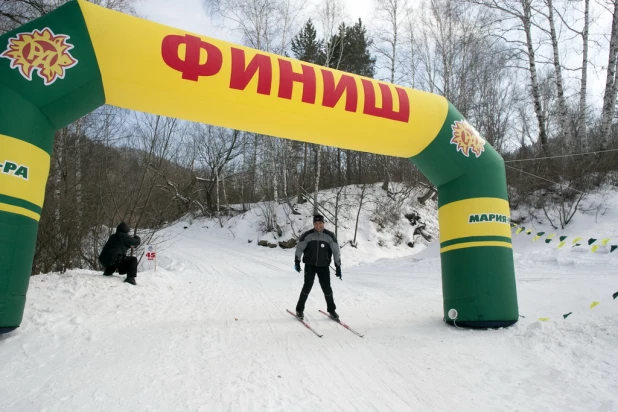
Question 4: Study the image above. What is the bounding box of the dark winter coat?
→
[98,222,141,267]
[295,229,341,268]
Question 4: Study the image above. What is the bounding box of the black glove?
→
[335,265,342,279]
[294,260,301,273]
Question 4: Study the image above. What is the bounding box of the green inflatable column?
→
[0,1,105,333]
[411,103,519,328]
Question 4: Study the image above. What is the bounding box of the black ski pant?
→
[296,265,336,313]
[103,256,138,278]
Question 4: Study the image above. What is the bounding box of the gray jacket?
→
[295,229,341,268]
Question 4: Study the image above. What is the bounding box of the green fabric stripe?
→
[0,194,42,215]
[440,236,512,248]
[410,103,508,207]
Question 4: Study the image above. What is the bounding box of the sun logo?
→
[1,27,78,86]
[450,119,486,158]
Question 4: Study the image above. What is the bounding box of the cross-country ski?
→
[286,309,323,337]
[319,309,365,337]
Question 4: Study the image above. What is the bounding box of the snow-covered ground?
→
[1,186,617,412]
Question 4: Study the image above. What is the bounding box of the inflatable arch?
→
[0,0,518,333]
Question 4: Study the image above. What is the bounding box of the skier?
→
[294,214,342,320]
[99,222,141,285]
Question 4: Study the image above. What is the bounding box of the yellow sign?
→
[0,134,50,208]
[439,198,512,244]
[77,0,448,158]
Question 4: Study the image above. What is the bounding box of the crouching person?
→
[99,222,141,285]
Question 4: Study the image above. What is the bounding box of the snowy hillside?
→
[1,186,617,412]
[185,183,440,267]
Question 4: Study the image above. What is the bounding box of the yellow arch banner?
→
[78,1,447,158]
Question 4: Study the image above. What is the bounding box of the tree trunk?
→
[578,0,590,150]
[546,0,571,147]
[600,0,618,150]
[418,186,435,205]
[271,138,279,204]
[522,0,550,157]
[297,143,307,204]
[352,184,367,247]
[313,145,321,215]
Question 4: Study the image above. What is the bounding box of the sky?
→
[137,0,373,44]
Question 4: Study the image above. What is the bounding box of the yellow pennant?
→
[538,317,550,322]
[526,229,532,235]
[572,237,582,245]
[590,301,600,309]
[516,228,524,235]
[557,241,566,249]
[601,238,611,246]
[533,235,541,241]
[591,245,600,253]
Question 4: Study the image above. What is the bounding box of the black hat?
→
[116,222,131,233]
[313,214,324,223]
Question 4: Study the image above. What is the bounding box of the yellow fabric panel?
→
[0,134,50,208]
[78,0,448,158]
[438,198,512,243]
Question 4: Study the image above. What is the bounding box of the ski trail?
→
[2,224,616,411]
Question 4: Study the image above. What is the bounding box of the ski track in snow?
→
[1,222,617,412]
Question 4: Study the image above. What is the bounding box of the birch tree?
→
[600,0,618,150]
[372,0,410,84]
[468,0,551,157]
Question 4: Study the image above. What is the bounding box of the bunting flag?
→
[533,232,545,241]
[533,293,616,322]
[510,224,617,253]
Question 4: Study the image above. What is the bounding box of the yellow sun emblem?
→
[1,27,78,86]
[450,119,486,158]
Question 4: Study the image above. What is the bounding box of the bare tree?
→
[317,0,348,68]
[468,0,551,157]
[537,0,572,147]
[600,0,618,150]
[204,0,306,54]
[193,125,242,214]
[372,0,410,84]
